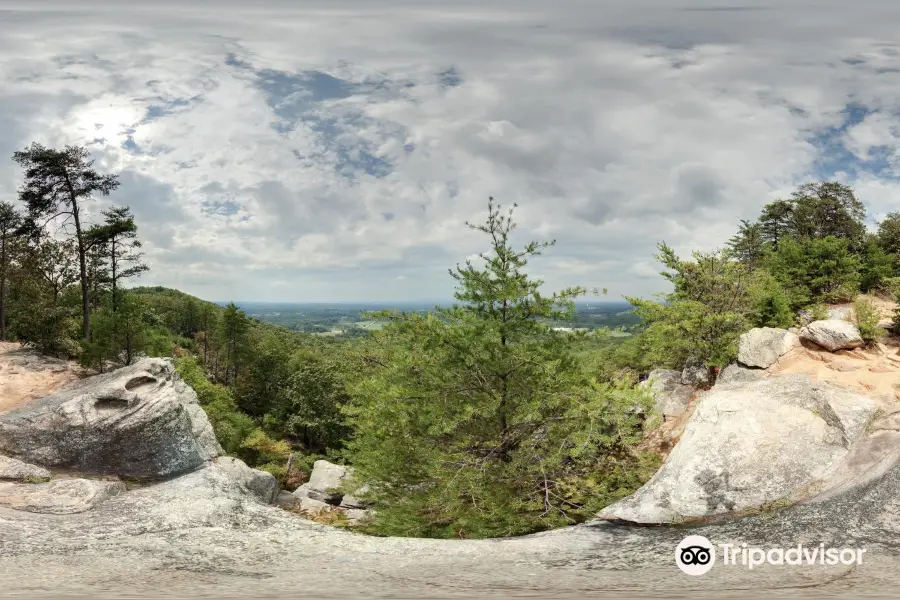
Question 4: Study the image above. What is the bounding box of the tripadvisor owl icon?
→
[676,535,716,575]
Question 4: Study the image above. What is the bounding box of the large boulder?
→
[213,456,279,504]
[800,320,865,351]
[598,374,880,524]
[639,369,693,418]
[292,459,371,520]
[716,363,765,385]
[0,358,223,479]
[293,459,353,505]
[737,327,800,369]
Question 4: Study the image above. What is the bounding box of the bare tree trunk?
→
[0,235,6,341]
[65,177,91,341]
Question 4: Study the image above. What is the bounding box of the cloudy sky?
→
[2,0,900,303]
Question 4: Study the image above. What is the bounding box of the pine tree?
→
[12,143,120,340]
[344,198,655,538]
[0,202,23,340]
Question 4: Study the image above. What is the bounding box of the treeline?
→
[601,181,900,379]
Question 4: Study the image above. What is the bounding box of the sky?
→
[2,0,900,303]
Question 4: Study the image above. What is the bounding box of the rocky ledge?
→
[4,356,900,597]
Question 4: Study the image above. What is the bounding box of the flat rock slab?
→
[598,374,879,524]
[0,358,222,478]
[5,448,900,596]
[0,478,126,514]
[0,455,51,482]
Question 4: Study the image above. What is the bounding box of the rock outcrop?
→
[598,374,882,524]
[214,456,279,504]
[680,363,710,386]
[737,327,800,368]
[0,358,223,479]
[716,362,765,384]
[639,369,694,418]
[292,459,370,522]
[6,352,900,594]
[800,319,865,352]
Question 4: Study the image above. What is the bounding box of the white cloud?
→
[3,1,900,302]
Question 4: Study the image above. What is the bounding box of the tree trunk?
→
[111,237,118,312]
[65,177,90,341]
[0,233,6,341]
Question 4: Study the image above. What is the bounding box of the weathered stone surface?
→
[737,327,800,368]
[597,374,879,524]
[294,459,352,504]
[639,369,693,418]
[212,456,278,504]
[716,363,765,385]
[274,490,301,509]
[680,364,710,386]
[0,478,125,514]
[800,319,865,352]
[6,440,900,596]
[0,358,222,479]
[0,455,51,481]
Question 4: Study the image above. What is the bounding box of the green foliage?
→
[344,199,655,538]
[240,427,292,465]
[175,356,256,456]
[859,234,895,293]
[854,297,883,344]
[746,271,795,328]
[876,212,900,256]
[763,236,860,305]
[726,219,766,267]
[261,346,354,454]
[808,302,830,322]
[628,297,748,369]
[627,243,763,370]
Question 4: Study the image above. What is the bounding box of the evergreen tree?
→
[218,302,250,385]
[12,143,120,340]
[876,211,900,256]
[788,181,866,249]
[95,206,148,312]
[726,219,766,267]
[0,201,23,340]
[344,198,655,538]
[758,199,794,250]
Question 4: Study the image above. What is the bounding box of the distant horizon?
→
[216,299,634,307]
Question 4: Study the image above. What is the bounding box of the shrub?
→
[808,303,830,322]
[854,297,883,344]
[175,356,256,456]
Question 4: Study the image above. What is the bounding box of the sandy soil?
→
[0,342,84,414]
[772,295,900,402]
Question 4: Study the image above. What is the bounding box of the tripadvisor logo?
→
[675,536,867,575]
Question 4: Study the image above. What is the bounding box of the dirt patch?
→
[0,342,85,414]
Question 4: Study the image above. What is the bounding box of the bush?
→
[764,236,860,305]
[808,303,830,322]
[174,356,256,456]
[854,297,883,344]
